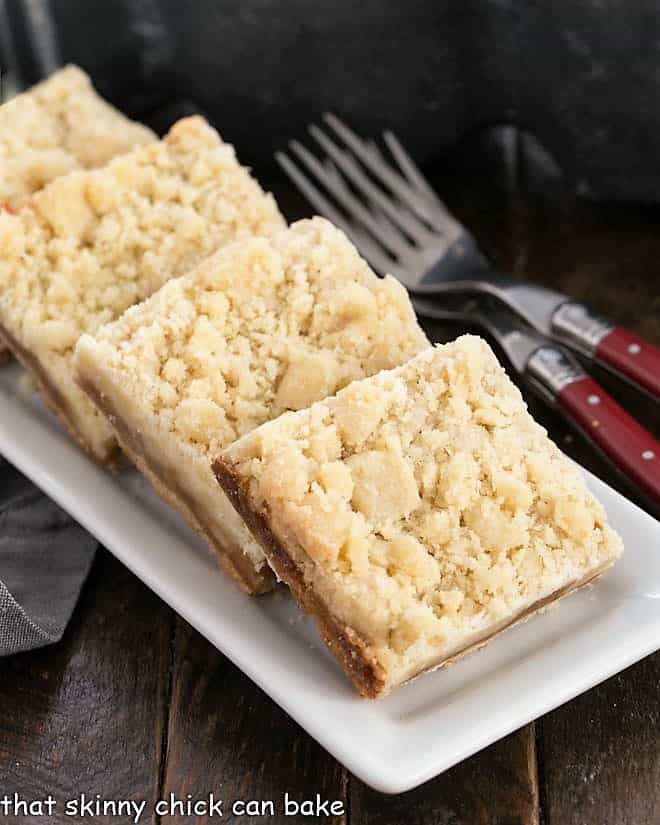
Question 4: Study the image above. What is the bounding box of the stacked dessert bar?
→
[0,115,284,461]
[0,65,155,362]
[0,67,622,695]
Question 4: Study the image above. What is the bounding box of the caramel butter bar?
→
[215,337,623,695]
[0,115,284,461]
[73,217,429,593]
[0,65,155,362]
[1,65,155,207]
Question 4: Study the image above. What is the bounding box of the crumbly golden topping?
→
[221,336,622,683]
[75,217,429,461]
[0,65,155,205]
[1,115,284,353]
[0,115,284,457]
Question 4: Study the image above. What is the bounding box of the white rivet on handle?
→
[642,450,655,461]
[628,343,641,355]
[587,394,601,406]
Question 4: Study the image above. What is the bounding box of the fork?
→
[276,114,660,402]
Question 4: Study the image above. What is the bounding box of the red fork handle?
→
[559,376,660,503]
[595,327,660,400]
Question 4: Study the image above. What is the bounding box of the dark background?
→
[2,4,660,822]
[4,0,660,203]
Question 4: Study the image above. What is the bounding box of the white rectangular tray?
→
[1,362,659,793]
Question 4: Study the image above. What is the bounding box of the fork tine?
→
[349,225,408,280]
[383,131,458,228]
[323,113,416,199]
[277,151,409,281]
[276,151,355,235]
[323,113,452,230]
[366,137,436,203]
[308,124,433,244]
[318,186,409,278]
[362,205,424,267]
[383,130,439,202]
[288,140,413,259]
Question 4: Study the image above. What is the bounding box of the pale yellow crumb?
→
[0,65,155,206]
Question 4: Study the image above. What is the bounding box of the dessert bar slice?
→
[1,65,155,207]
[215,336,623,695]
[0,115,284,462]
[74,217,429,593]
[0,65,155,362]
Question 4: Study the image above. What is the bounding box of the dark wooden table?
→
[1,128,659,824]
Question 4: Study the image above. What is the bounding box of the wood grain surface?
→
[162,619,346,824]
[349,727,538,825]
[1,126,659,824]
[540,655,660,825]
[0,551,172,824]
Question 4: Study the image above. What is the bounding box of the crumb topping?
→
[0,65,155,205]
[75,217,429,460]
[0,115,284,456]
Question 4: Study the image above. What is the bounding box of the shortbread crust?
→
[215,337,623,694]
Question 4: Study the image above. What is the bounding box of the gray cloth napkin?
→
[0,458,97,656]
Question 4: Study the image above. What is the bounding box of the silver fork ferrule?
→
[551,301,615,355]
[526,346,586,396]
